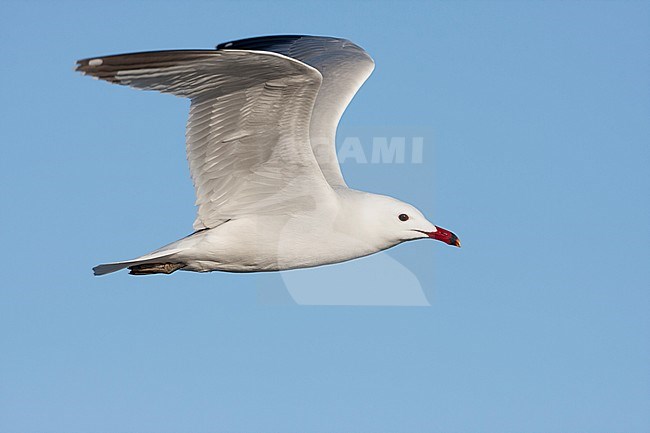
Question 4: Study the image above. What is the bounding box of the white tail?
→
[93,248,185,276]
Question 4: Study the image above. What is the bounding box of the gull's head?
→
[363,194,461,248]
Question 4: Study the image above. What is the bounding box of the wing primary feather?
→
[77,48,334,230]
[216,35,375,187]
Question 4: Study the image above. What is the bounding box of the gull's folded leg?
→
[128,263,186,275]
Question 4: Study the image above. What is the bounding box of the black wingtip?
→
[216,35,312,51]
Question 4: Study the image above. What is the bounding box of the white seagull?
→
[78,35,460,276]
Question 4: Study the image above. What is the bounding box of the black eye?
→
[398,213,409,222]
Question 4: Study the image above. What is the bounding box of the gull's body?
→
[77,35,460,276]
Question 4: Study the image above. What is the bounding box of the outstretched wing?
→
[218,35,375,187]
[77,49,334,230]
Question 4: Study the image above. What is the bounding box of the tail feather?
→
[93,248,185,276]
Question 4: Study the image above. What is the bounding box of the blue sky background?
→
[1,1,649,432]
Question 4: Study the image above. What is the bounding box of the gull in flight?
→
[77,35,460,276]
